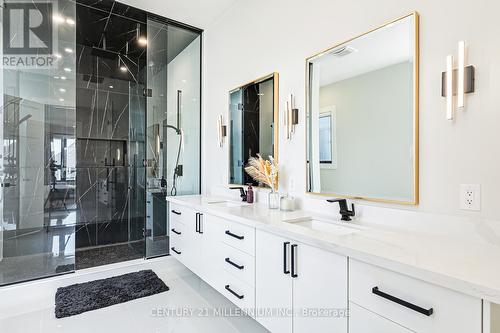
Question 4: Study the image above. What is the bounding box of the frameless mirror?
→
[229,73,278,186]
[306,13,419,204]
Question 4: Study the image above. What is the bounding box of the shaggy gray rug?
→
[55,270,169,318]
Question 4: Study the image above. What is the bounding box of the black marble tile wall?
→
[74,0,146,251]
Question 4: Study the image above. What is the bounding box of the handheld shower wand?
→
[165,125,182,196]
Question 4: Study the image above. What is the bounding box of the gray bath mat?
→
[55,269,169,318]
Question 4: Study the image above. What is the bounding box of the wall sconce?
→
[441,41,475,120]
[217,114,227,147]
[284,94,299,140]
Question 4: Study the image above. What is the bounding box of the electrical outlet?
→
[460,184,481,211]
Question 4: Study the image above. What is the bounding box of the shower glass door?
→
[0,0,77,285]
[145,18,201,258]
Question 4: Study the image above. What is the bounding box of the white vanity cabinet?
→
[169,204,205,276]
[349,259,482,333]
[168,199,486,333]
[255,229,348,333]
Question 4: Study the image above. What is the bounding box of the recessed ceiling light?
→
[64,48,73,54]
[120,66,127,72]
[138,37,147,46]
[182,79,187,83]
[63,67,71,72]
[54,53,62,59]
[53,15,65,24]
[60,76,67,80]
[59,98,65,102]
[66,18,75,25]
[59,88,66,92]
[54,76,60,79]
[109,85,114,89]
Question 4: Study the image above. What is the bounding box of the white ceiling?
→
[313,16,414,86]
[120,0,238,29]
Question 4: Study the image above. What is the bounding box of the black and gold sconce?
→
[284,94,299,140]
[217,114,227,147]
[442,41,475,120]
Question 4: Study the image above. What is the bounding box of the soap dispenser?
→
[246,184,254,203]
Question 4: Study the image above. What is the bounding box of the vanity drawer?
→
[349,259,482,333]
[169,203,195,226]
[170,233,183,259]
[170,219,184,237]
[349,302,413,333]
[220,242,255,286]
[220,220,255,256]
[217,270,255,314]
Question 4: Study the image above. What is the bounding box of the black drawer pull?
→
[291,244,298,278]
[372,287,434,316]
[225,257,244,270]
[225,285,244,299]
[171,210,181,215]
[171,247,181,255]
[283,242,290,274]
[225,230,244,240]
[171,228,181,235]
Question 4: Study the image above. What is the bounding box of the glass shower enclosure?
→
[0,0,201,285]
[145,20,201,258]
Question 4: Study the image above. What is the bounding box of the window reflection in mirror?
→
[306,13,418,204]
[229,73,278,187]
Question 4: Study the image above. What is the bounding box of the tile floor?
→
[0,257,269,333]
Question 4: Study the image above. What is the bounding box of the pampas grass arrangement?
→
[244,154,278,191]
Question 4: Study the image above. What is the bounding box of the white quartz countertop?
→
[167,195,500,304]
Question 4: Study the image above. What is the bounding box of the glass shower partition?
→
[145,18,201,258]
[0,0,77,285]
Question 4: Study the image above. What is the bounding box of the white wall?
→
[203,0,500,231]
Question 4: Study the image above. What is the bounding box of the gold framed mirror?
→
[228,72,279,187]
[306,13,419,204]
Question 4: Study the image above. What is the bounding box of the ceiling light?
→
[60,76,67,80]
[66,18,75,25]
[138,37,147,46]
[54,76,60,79]
[63,67,71,72]
[120,66,127,72]
[109,85,114,89]
[54,53,62,59]
[59,98,65,102]
[59,88,66,92]
[64,48,73,54]
[53,15,65,24]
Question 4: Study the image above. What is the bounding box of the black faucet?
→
[230,187,247,202]
[327,198,355,221]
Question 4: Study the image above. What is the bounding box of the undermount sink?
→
[206,200,248,208]
[283,217,360,236]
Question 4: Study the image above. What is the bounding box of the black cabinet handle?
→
[171,210,181,215]
[171,247,181,255]
[372,287,434,317]
[283,242,290,274]
[195,213,199,233]
[225,285,244,299]
[225,230,244,240]
[291,244,298,278]
[225,257,244,270]
[198,213,203,234]
[171,228,181,235]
